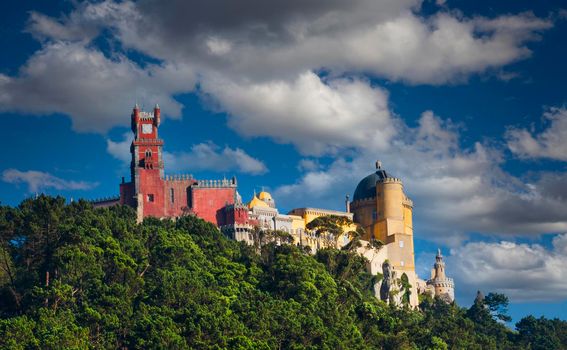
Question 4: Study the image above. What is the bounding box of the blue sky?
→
[1,0,567,323]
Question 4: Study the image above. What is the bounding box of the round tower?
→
[376,176,404,223]
[351,161,415,276]
[427,249,455,302]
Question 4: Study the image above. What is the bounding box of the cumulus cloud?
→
[97,1,552,84]
[448,234,567,302]
[297,159,322,172]
[163,143,268,175]
[0,0,553,133]
[506,107,567,161]
[106,133,267,175]
[0,42,195,132]
[2,169,98,192]
[106,132,133,164]
[203,72,396,155]
[275,111,567,245]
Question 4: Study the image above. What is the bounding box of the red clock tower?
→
[118,104,238,223]
[120,104,165,220]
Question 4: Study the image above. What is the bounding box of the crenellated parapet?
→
[194,178,237,188]
[223,202,249,211]
[138,111,155,120]
[427,277,455,289]
[164,174,194,181]
[350,196,375,208]
[380,177,402,185]
[403,197,413,207]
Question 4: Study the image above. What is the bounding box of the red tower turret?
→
[153,104,161,127]
[128,104,165,220]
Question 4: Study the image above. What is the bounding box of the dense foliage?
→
[0,195,565,349]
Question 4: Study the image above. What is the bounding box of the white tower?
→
[426,249,455,302]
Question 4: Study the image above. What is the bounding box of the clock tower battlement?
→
[130,104,164,177]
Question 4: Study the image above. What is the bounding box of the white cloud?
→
[447,234,567,302]
[0,42,195,132]
[106,133,267,175]
[99,1,551,84]
[2,169,98,192]
[205,36,232,56]
[202,71,396,156]
[274,111,567,245]
[0,1,553,133]
[164,143,268,175]
[297,159,321,172]
[506,107,567,161]
[106,132,133,164]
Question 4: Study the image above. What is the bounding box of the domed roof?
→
[352,162,393,201]
[248,195,269,209]
[257,191,273,201]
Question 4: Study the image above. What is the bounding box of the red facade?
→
[119,105,240,225]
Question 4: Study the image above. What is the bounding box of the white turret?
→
[426,248,455,302]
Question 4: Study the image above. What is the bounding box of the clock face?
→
[142,124,153,134]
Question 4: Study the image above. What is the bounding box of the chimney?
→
[345,194,350,213]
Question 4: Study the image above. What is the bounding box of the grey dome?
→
[352,169,391,201]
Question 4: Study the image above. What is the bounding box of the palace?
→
[95,105,454,307]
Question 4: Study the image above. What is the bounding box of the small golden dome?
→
[248,195,269,209]
[257,191,273,201]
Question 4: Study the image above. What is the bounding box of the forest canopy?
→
[0,195,565,349]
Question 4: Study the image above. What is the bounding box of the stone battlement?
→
[350,197,375,205]
[194,178,237,188]
[165,174,194,181]
[380,177,402,184]
[139,111,155,119]
[427,277,454,288]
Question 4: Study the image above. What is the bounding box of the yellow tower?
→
[350,161,415,274]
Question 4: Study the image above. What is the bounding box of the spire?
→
[435,248,444,263]
[134,103,139,110]
[376,160,382,169]
[154,103,160,109]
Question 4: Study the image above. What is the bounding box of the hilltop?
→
[0,195,565,349]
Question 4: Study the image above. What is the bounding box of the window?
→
[400,260,405,267]
[372,210,377,220]
[147,194,154,202]
[170,188,174,203]
[399,240,404,248]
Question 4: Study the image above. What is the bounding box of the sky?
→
[1,0,567,323]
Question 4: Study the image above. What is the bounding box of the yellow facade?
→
[351,165,416,276]
[287,208,356,249]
